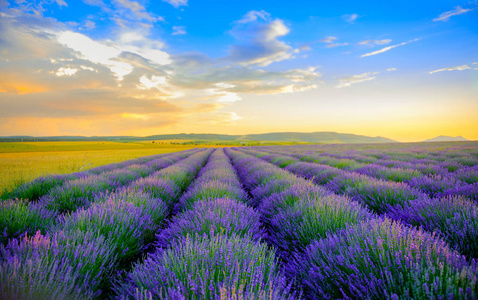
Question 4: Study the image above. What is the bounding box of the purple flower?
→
[286,218,478,299]
[113,234,297,299]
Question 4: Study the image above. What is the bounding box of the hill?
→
[422,136,470,142]
[0,132,397,144]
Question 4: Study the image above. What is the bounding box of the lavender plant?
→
[0,199,56,244]
[266,189,374,255]
[113,234,297,300]
[0,230,117,299]
[57,197,166,263]
[387,195,478,259]
[156,197,265,247]
[286,218,478,299]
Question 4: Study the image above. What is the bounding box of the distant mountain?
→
[422,136,470,142]
[0,131,397,144]
[238,132,397,144]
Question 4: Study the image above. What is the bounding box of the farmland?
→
[0,141,205,196]
[1,142,478,299]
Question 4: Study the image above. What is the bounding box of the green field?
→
[0,141,203,195]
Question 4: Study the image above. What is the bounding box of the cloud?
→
[55,67,78,76]
[113,0,159,22]
[172,25,186,35]
[320,36,337,43]
[361,38,419,57]
[320,36,348,48]
[162,0,187,8]
[56,30,171,80]
[386,67,397,71]
[0,6,321,136]
[325,43,349,48]
[227,11,295,66]
[237,10,270,23]
[57,31,133,79]
[433,5,475,21]
[83,20,96,30]
[429,64,473,74]
[358,39,392,46]
[335,72,379,88]
[8,0,67,15]
[83,0,105,6]
[55,0,68,7]
[0,89,180,118]
[342,13,358,24]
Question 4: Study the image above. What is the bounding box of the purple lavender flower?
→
[7,173,78,201]
[0,199,57,244]
[157,197,265,247]
[0,230,117,298]
[263,186,373,256]
[57,197,166,262]
[387,195,478,258]
[286,218,478,299]
[179,181,248,211]
[40,175,116,213]
[113,234,298,299]
[129,177,180,209]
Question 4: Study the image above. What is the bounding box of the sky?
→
[0,0,477,142]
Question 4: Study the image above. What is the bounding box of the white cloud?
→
[55,67,78,76]
[320,36,337,43]
[325,42,349,48]
[342,13,358,24]
[80,65,96,72]
[114,0,158,22]
[172,26,186,35]
[320,36,348,48]
[138,75,167,89]
[83,20,96,30]
[55,0,68,7]
[429,64,472,74]
[335,72,379,88]
[228,11,295,66]
[433,5,475,21]
[361,38,419,57]
[162,0,187,8]
[358,39,392,46]
[237,10,270,23]
[386,67,397,71]
[57,30,170,80]
[57,31,134,79]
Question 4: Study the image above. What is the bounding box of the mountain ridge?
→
[0,132,397,144]
[422,136,470,142]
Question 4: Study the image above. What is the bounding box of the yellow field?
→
[0,141,201,195]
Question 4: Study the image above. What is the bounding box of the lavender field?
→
[1,142,478,299]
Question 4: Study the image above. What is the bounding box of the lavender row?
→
[259,146,478,200]
[4,148,202,202]
[266,142,478,167]
[0,149,197,245]
[270,144,478,181]
[0,149,213,299]
[38,149,200,214]
[225,148,372,257]
[114,148,297,299]
[239,147,478,259]
[0,149,200,246]
[226,148,478,299]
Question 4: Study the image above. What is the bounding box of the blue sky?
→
[0,0,477,141]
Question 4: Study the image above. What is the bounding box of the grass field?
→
[0,141,201,195]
